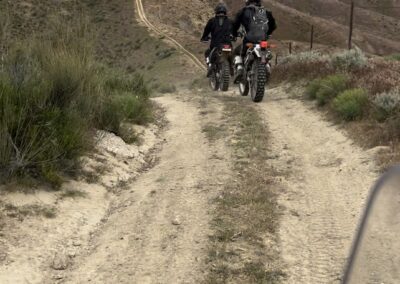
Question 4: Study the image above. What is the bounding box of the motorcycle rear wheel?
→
[251,59,267,103]
[220,61,231,92]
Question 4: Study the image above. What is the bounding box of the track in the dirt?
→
[261,87,377,283]
[63,95,230,283]
[135,0,206,71]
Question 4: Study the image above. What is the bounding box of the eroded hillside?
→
[143,0,400,55]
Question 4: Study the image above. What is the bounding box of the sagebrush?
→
[373,89,400,122]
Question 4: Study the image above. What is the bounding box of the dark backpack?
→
[246,5,269,43]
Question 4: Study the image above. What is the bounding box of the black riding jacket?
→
[201,16,233,49]
[232,5,277,38]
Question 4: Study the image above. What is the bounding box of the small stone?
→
[172,217,181,226]
[53,273,64,280]
[67,250,76,258]
[51,253,70,270]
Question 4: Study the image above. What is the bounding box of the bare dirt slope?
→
[143,0,400,55]
[0,124,162,283]
[224,0,400,55]
[260,86,377,283]
[62,94,230,283]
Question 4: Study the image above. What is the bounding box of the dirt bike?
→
[236,40,272,103]
[202,39,233,92]
[343,165,400,283]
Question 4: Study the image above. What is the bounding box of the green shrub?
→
[315,74,348,106]
[333,88,369,121]
[0,41,152,185]
[306,78,322,100]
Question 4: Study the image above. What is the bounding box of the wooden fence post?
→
[348,1,355,50]
[310,25,314,50]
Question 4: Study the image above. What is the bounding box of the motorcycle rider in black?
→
[232,0,277,82]
[201,3,233,77]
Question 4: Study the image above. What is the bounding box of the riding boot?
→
[233,56,244,84]
[206,57,212,78]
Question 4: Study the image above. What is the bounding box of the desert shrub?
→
[373,89,400,121]
[331,48,367,71]
[271,52,334,84]
[315,74,348,106]
[280,51,328,65]
[305,78,322,100]
[333,88,369,121]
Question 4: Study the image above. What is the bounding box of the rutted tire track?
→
[135,0,206,71]
[260,87,377,283]
[63,95,230,283]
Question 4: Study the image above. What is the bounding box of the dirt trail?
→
[260,86,377,283]
[135,0,206,71]
[63,95,229,283]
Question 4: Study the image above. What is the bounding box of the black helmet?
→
[215,3,227,15]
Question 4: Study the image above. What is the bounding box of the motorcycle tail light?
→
[222,44,232,51]
[260,41,268,48]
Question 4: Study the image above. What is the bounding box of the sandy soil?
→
[260,86,378,283]
[62,94,230,283]
[0,124,162,284]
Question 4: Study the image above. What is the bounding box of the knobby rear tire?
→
[251,59,267,103]
[221,61,230,92]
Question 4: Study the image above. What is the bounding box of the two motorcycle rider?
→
[201,0,277,81]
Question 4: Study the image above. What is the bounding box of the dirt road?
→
[261,86,377,283]
[62,95,230,283]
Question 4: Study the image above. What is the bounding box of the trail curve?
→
[135,0,206,71]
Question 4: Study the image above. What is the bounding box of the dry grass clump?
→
[206,97,285,283]
[272,52,334,83]
[0,17,152,187]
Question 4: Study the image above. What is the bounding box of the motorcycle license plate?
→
[222,48,232,52]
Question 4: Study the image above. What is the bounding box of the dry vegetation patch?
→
[273,49,400,168]
[205,96,285,283]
